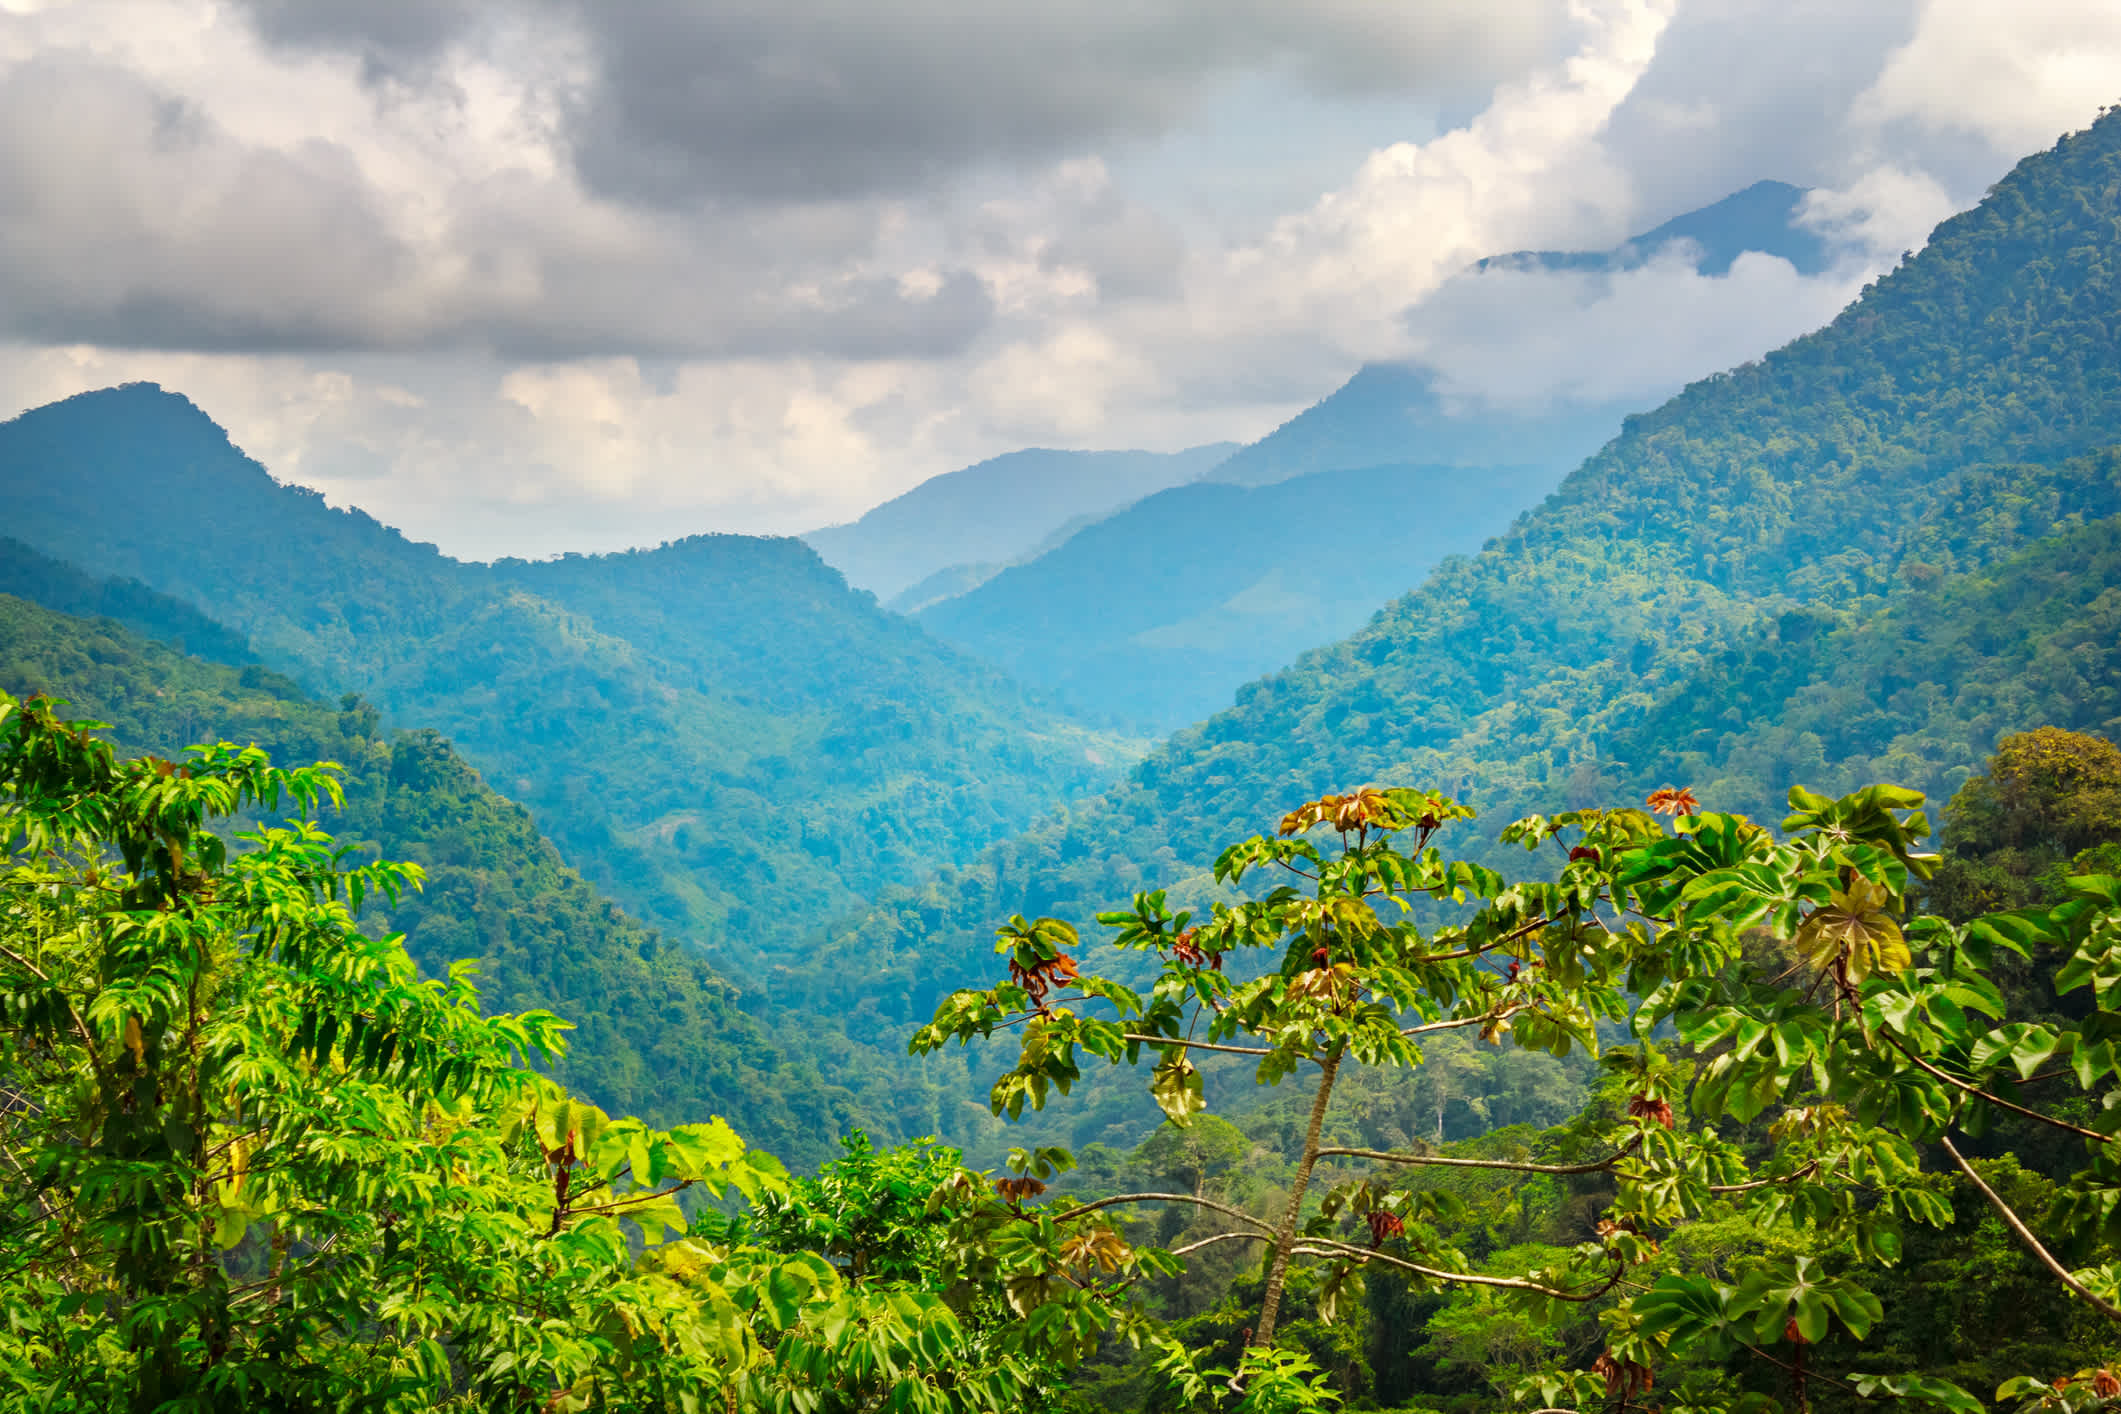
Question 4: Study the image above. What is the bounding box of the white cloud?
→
[0,0,2116,559]
[1404,247,1869,412]
[1855,0,2121,156]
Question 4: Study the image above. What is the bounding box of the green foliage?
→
[918,462,1561,733]
[0,392,1137,970]
[915,767,2121,1410]
[0,590,867,1165]
[0,693,1096,1411]
[1929,727,2121,920]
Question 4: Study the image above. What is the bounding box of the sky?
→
[0,0,2116,559]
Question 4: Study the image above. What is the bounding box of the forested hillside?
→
[0,392,1137,970]
[0,583,877,1166]
[788,109,2121,1058]
[918,460,1561,731]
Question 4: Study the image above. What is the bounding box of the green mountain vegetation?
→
[13,674,2121,1409]
[0,575,879,1167]
[0,389,1138,974]
[917,461,1562,733]
[791,109,2121,1070]
[10,96,2121,1414]
[0,697,1086,1411]
[901,750,2121,1411]
[802,443,1236,603]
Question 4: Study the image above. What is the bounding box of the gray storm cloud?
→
[0,0,2115,560]
[239,0,1574,205]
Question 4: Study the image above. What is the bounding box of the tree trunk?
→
[1253,1043,1344,1347]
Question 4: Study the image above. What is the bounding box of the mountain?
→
[783,110,2121,1076]
[0,387,1139,975]
[1208,181,1848,492]
[0,565,871,1167]
[801,444,1236,603]
[916,460,1561,732]
[1476,178,1833,277]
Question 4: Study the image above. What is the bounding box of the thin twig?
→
[1291,1237,1624,1302]
[1169,1230,1271,1259]
[1314,1140,1639,1176]
[1051,1192,1275,1232]
[1122,1033,1274,1058]
[1880,1031,2110,1144]
[1940,1135,2121,1320]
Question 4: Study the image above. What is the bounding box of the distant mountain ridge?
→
[0,386,1139,978]
[917,460,1560,732]
[1476,179,1832,278]
[779,109,2121,1112]
[1208,180,1850,491]
[0,574,877,1167]
[802,443,1236,602]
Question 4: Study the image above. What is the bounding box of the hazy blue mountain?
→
[0,535,256,667]
[786,110,2121,1087]
[1210,181,1847,491]
[1476,179,1833,277]
[0,386,1139,976]
[802,443,1236,602]
[917,460,1561,732]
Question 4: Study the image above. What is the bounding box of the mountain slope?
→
[0,579,867,1166]
[1606,488,2121,818]
[1477,179,1832,277]
[788,110,2121,1061]
[917,461,1561,732]
[1209,181,1852,491]
[802,443,1236,602]
[0,387,1136,971]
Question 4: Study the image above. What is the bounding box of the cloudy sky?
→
[0,0,2115,558]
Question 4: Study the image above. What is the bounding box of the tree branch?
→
[1169,1230,1271,1259]
[1051,1192,1275,1233]
[1940,1135,2121,1321]
[1314,1140,1639,1175]
[1878,1027,2109,1143]
[1417,915,1556,963]
[1401,1011,1522,1040]
[0,940,111,1083]
[1708,1161,1820,1194]
[1292,1237,1624,1302]
[1122,1033,1274,1058]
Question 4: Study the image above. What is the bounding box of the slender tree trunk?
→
[1253,1043,1344,1347]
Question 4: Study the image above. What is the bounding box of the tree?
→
[1929,727,2121,920]
[915,780,2121,1410]
[0,692,1060,1411]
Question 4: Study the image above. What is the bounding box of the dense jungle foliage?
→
[10,692,2121,1412]
[786,108,2121,1078]
[0,397,1137,974]
[0,588,882,1167]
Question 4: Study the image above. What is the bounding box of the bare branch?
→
[1417,915,1556,963]
[1707,1161,1819,1194]
[1315,1140,1639,1176]
[1169,1230,1271,1259]
[1122,1033,1274,1058]
[1940,1135,2121,1321]
[1051,1192,1275,1233]
[1883,1033,2111,1144]
[1292,1237,1624,1302]
[1400,1006,1530,1041]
